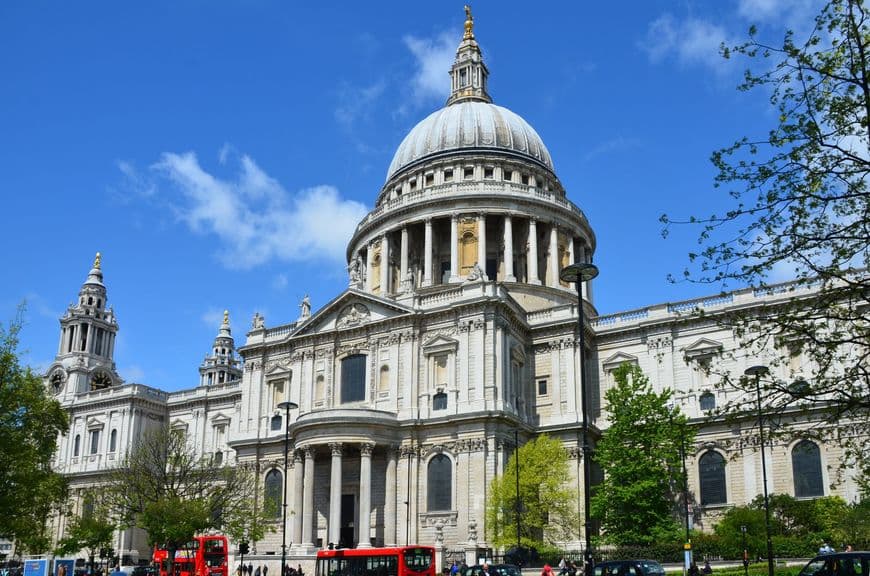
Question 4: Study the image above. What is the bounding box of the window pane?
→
[427,454,451,510]
[792,440,824,497]
[341,355,366,403]
[433,392,447,410]
[699,392,716,411]
[264,470,283,517]
[699,451,727,505]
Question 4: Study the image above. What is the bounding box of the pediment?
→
[210,413,231,426]
[682,338,723,359]
[170,418,188,431]
[292,289,414,337]
[86,416,105,430]
[422,334,459,355]
[602,351,638,371]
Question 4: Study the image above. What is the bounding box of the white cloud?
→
[272,274,288,291]
[737,0,819,28]
[148,149,367,269]
[641,14,730,69]
[116,160,156,198]
[120,364,146,383]
[403,32,456,106]
[582,136,642,163]
[335,81,386,130]
[201,307,224,329]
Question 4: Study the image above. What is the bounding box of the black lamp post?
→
[559,262,599,576]
[744,365,774,576]
[277,400,299,576]
[514,427,521,557]
[667,402,692,576]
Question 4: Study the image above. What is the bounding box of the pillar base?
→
[504,275,516,283]
[529,279,542,285]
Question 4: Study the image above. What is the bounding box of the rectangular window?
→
[434,354,448,387]
[341,355,366,403]
[521,174,530,185]
[504,170,513,182]
[484,167,494,179]
[425,173,434,186]
[94,328,104,356]
[444,169,453,182]
[89,430,100,454]
[463,167,474,180]
[271,380,285,409]
[80,324,88,351]
[433,392,448,411]
[537,379,548,395]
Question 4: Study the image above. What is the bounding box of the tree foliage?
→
[0,308,69,553]
[486,433,578,549]
[660,0,870,489]
[55,492,116,567]
[107,426,268,575]
[590,363,694,545]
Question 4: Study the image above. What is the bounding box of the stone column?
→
[477,213,487,276]
[528,218,540,284]
[400,227,409,291]
[380,234,390,296]
[84,323,93,353]
[292,450,304,545]
[549,224,559,287]
[385,447,398,546]
[450,214,459,281]
[328,442,343,546]
[358,443,374,548]
[423,219,433,287]
[366,243,375,292]
[301,447,315,546]
[503,214,516,282]
[566,235,575,288]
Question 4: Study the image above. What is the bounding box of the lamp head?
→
[744,365,769,378]
[560,262,599,284]
[277,401,299,411]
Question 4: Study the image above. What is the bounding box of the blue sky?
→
[0,1,821,391]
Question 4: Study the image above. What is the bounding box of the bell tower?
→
[198,310,242,387]
[45,253,121,398]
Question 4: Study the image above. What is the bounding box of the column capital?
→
[477,212,487,220]
[360,442,375,457]
[425,217,433,225]
[329,442,343,456]
[293,450,305,464]
[451,212,460,221]
[303,446,316,459]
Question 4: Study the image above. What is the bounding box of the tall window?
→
[341,355,366,403]
[792,440,824,497]
[379,365,390,392]
[699,451,727,505]
[109,429,117,452]
[271,380,285,409]
[89,430,100,454]
[263,469,283,518]
[434,354,448,388]
[73,434,81,457]
[427,454,452,511]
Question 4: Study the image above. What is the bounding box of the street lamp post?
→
[740,525,749,576]
[744,365,774,576]
[667,403,692,576]
[514,427,521,558]
[277,400,299,576]
[559,262,599,576]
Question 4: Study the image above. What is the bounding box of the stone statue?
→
[93,252,101,269]
[300,294,311,319]
[435,519,444,546]
[467,518,478,543]
[467,261,485,282]
[251,312,264,330]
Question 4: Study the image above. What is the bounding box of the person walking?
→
[542,565,554,576]
[702,561,712,575]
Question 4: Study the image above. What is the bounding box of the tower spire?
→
[447,5,491,105]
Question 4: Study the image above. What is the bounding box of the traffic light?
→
[239,542,249,556]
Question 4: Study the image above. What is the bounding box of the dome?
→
[386,101,553,182]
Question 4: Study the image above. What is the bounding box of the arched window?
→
[433,392,447,411]
[699,392,716,412]
[263,469,283,518]
[109,429,117,452]
[73,434,81,457]
[699,451,727,505]
[341,354,366,403]
[427,454,452,511]
[792,440,824,497]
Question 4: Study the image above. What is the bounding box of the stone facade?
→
[45,9,864,571]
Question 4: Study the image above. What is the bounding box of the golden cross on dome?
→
[464,5,474,39]
[223,310,229,324]
[93,252,101,270]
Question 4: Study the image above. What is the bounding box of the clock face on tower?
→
[91,371,112,390]
[50,371,65,395]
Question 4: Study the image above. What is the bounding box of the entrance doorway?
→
[340,493,355,548]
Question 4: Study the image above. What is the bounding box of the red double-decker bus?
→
[315,546,435,576]
[153,535,228,576]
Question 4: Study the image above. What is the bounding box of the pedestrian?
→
[248,565,253,576]
[542,565,554,576]
[482,565,490,576]
[688,563,699,576]
[558,559,567,576]
[450,562,458,576]
[702,561,712,575]
[254,567,260,576]
[263,568,268,576]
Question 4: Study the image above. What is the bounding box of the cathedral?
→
[45,9,863,570]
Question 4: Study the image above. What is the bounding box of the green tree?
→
[56,493,116,572]
[0,308,69,552]
[486,434,578,550]
[660,0,870,485]
[107,426,266,576]
[591,363,694,545]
